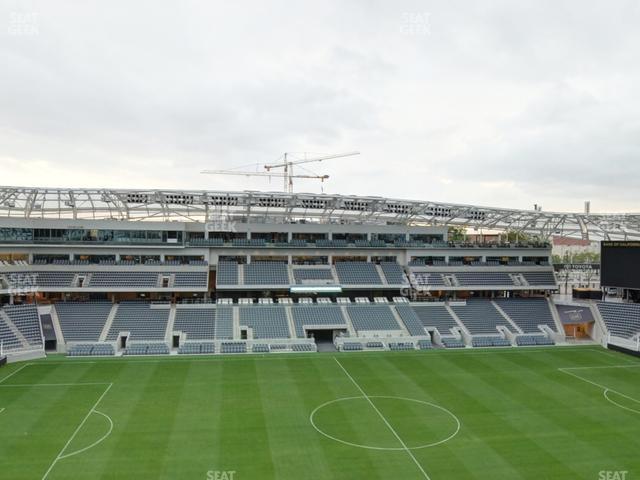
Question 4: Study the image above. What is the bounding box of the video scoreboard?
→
[601,241,640,289]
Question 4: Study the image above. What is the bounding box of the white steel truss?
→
[0,186,638,240]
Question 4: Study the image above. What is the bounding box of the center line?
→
[333,357,431,480]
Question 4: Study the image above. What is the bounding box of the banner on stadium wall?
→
[553,263,600,271]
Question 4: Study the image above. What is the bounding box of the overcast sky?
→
[1,1,639,213]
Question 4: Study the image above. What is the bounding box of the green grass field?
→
[0,346,639,480]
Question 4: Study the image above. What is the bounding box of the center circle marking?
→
[309,395,460,451]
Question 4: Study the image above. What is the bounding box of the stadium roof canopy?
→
[0,186,638,241]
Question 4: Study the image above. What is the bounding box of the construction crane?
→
[201,151,360,193]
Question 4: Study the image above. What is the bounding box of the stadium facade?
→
[0,187,637,360]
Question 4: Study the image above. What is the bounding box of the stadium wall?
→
[607,342,640,358]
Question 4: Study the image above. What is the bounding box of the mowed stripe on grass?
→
[0,346,637,480]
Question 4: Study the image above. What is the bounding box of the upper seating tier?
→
[56,302,112,342]
[335,262,383,285]
[290,305,346,338]
[106,302,169,341]
[411,304,458,336]
[494,298,557,333]
[174,307,216,340]
[450,299,516,335]
[346,305,401,332]
[239,306,290,339]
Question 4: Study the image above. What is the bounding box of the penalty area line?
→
[0,363,29,384]
[558,367,640,414]
[41,382,113,480]
[58,410,114,460]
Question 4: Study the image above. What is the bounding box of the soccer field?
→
[0,346,639,480]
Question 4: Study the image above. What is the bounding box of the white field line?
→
[309,395,460,451]
[0,382,111,388]
[560,364,640,371]
[558,367,640,414]
[59,410,113,460]
[41,383,113,480]
[590,348,639,364]
[25,346,607,366]
[0,363,29,384]
[0,362,114,473]
[0,346,629,478]
[603,390,640,415]
[334,357,431,480]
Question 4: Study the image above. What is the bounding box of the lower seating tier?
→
[516,335,555,346]
[125,343,170,356]
[597,302,640,340]
[471,336,511,347]
[67,343,115,356]
[178,342,216,355]
[441,337,466,348]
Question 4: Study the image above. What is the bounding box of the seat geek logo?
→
[599,471,629,480]
[7,272,38,295]
[206,471,236,480]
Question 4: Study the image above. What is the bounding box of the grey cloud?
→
[0,0,639,211]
